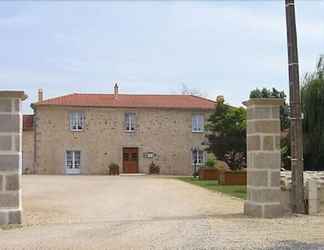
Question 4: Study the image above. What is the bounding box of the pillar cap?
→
[0,91,27,100]
[243,98,284,107]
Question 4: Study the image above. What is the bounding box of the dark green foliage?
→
[249,87,286,99]
[206,99,246,171]
[205,158,216,168]
[302,56,324,170]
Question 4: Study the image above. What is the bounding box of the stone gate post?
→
[243,98,284,218]
[0,91,27,224]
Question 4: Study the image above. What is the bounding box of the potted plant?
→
[198,154,219,180]
[218,170,247,185]
[108,163,120,175]
[149,161,160,174]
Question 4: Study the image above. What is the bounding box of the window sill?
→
[192,130,204,133]
[71,130,83,132]
[125,130,136,133]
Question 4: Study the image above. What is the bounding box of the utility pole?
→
[285,0,305,213]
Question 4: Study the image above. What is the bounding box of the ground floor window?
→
[192,150,206,165]
[65,151,81,174]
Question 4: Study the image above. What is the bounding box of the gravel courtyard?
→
[0,175,324,250]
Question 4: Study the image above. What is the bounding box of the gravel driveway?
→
[0,175,324,250]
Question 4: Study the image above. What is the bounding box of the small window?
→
[192,114,204,132]
[192,150,205,165]
[124,112,136,132]
[69,112,85,131]
[65,151,81,169]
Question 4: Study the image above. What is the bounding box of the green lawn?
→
[176,177,247,199]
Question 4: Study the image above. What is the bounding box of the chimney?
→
[38,88,43,102]
[216,95,224,103]
[114,82,119,98]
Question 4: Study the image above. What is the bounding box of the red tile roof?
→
[32,93,216,110]
[23,115,34,131]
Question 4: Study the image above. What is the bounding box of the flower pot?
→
[218,171,246,185]
[198,168,219,180]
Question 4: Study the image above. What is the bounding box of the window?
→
[124,112,136,132]
[192,150,205,165]
[192,114,204,132]
[69,112,85,131]
[65,151,81,170]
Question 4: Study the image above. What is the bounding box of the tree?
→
[206,99,246,171]
[302,56,324,170]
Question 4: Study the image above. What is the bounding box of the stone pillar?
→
[0,91,27,224]
[243,98,284,218]
[307,179,320,215]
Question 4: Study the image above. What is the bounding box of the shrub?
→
[205,153,217,168]
[205,158,216,168]
[108,163,119,175]
[149,162,160,174]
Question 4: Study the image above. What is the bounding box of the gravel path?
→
[0,175,323,250]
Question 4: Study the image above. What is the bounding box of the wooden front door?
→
[123,148,139,173]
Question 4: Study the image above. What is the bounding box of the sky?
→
[0,1,323,114]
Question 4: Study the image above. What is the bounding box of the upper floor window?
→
[192,114,204,132]
[124,112,136,132]
[69,112,85,131]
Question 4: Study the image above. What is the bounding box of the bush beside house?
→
[108,163,120,175]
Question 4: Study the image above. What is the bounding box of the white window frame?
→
[192,150,206,166]
[69,112,85,132]
[125,112,136,132]
[65,151,81,175]
[192,114,204,133]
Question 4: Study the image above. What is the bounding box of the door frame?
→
[122,147,139,173]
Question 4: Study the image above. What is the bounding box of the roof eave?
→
[31,103,215,111]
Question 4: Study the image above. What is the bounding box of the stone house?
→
[23,85,216,175]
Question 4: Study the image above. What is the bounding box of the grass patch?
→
[176,177,246,199]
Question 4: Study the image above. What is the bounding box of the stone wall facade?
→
[33,106,210,175]
[244,98,284,218]
[22,130,34,174]
[0,91,26,225]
